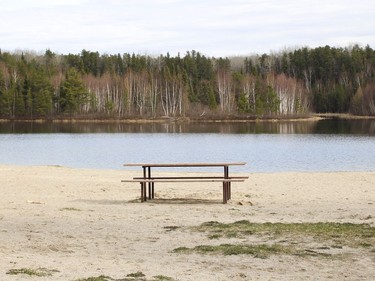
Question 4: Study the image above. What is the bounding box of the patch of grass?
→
[152,275,177,281]
[296,249,332,258]
[173,246,190,252]
[173,220,375,259]
[74,273,177,281]
[6,267,59,277]
[194,220,375,248]
[126,271,146,278]
[359,242,372,248]
[60,207,82,211]
[76,276,112,281]
[173,243,335,258]
[208,234,221,239]
[163,226,180,232]
[75,276,113,281]
[174,243,295,258]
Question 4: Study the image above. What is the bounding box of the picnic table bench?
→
[122,162,248,204]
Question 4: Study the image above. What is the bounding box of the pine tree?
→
[59,68,89,114]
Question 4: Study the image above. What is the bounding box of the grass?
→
[60,207,82,211]
[126,272,146,278]
[174,243,294,258]
[195,220,375,248]
[74,272,177,281]
[173,243,334,258]
[6,267,59,277]
[152,276,177,281]
[163,226,181,232]
[75,276,113,281]
[172,220,375,258]
[6,269,176,281]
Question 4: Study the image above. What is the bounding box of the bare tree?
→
[272,73,309,114]
[242,74,256,113]
[161,69,183,117]
[217,69,233,112]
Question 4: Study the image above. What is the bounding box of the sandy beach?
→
[1,164,374,280]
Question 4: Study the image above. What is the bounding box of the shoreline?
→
[1,164,375,280]
[2,113,375,124]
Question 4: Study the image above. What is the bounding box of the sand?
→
[0,164,374,280]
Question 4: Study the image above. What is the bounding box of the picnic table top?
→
[123,162,246,167]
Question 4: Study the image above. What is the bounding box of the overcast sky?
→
[1,0,374,57]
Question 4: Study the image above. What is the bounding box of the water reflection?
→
[0,118,374,134]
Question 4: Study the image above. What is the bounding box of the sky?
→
[1,0,374,57]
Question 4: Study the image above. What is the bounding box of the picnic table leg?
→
[223,182,227,204]
[227,166,231,200]
[142,166,147,201]
[140,182,145,202]
[224,166,229,203]
[152,182,155,198]
[148,166,152,200]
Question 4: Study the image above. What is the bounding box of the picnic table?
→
[122,162,247,204]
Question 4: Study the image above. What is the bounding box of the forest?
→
[0,44,375,119]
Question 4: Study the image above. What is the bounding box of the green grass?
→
[173,243,335,258]
[6,267,59,277]
[194,220,375,247]
[174,243,294,258]
[75,276,113,281]
[126,272,146,278]
[74,273,177,281]
[60,207,82,211]
[152,276,177,281]
[163,226,181,232]
[172,220,375,258]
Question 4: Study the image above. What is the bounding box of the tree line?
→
[0,45,374,119]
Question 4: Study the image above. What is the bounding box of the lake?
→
[0,119,374,172]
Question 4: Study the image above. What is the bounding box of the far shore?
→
[1,113,375,124]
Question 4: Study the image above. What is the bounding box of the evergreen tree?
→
[0,68,12,116]
[59,68,89,114]
[31,71,53,116]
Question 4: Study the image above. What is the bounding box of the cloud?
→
[0,0,374,56]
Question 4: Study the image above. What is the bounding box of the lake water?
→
[0,119,374,172]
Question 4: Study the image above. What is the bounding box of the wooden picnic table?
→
[122,162,247,204]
